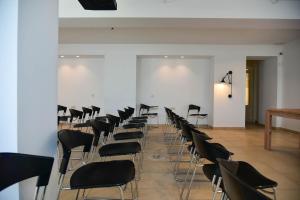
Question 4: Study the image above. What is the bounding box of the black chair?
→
[186,104,208,126]
[218,159,272,200]
[57,105,70,127]
[217,159,277,200]
[69,108,84,124]
[139,104,159,125]
[180,129,232,200]
[0,153,54,200]
[91,105,100,118]
[57,129,137,200]
[82,107,93,122]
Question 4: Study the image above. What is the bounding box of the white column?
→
[0,0,59,199]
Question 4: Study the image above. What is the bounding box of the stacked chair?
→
[164,108,277,200]
[139,104,159,125]
[56,106,147,200]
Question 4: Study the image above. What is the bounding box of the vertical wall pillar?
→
[0,0,59,199]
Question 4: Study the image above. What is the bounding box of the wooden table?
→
[264,108,300,150]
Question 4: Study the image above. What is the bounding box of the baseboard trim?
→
[255,123,299,134]
[208,125,245,130]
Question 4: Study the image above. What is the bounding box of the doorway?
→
[245,57,278,127]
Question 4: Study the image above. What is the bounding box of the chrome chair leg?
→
[179,152,195,200]
[34,187,40,200]
[75,189,80,200]
[41,186,47,200]
[212,177,222,200]
[119,186,125,200]
[184,164,198,200]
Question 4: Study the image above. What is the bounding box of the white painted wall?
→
[103,53,137,115]
[0,1,19,199]
[279,39,300,132]
[59,0,300,19]
[136,57,211,124]
[59,44,281,127]
[213,54,246,127]
[58,57,105,113]
[258,57,278,126]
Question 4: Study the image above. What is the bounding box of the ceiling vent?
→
[78,0,117,10]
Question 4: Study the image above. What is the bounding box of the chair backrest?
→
[58,105,67,114]
[58,129,93,174]
[218,159,272,200]
[127,107,135,116]
[139,104,150,116]
[106,114,120,128]
[0,153,54,191]
[69,109,83,123]
[179,121,194,141]
[188,104,201,112]
[118,110,128,123]
[91,106,100,117]
[190,128,214,159]
[82,107,93,120]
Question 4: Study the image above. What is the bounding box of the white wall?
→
[58,57,105,112]
[279,39,300,132]
[258,57,278,126]
[0,1,20,199]
[136,56,211,124]
[59,44,281,127]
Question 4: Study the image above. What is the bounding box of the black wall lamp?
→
[220,70,233,98]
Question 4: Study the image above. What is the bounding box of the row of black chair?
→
[164,107,277,200]
[56,106,148,200]
[57,105,101,126]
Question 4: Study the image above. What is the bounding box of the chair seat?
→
[142,113,158,116]
[129,119,147,123]
[189,113,208,117]
[123,123,145,129]
[99,142,141,157]
[58,116,70,122]
[132,116,148,120]
[113,131,144,140]
[70,160,135,189]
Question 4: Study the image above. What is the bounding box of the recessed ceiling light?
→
[60,55,64,58]
[76,56,80,58]
[164,56,168,58]
[180,56,184,59]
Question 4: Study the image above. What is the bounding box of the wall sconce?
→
[219,70,233,98]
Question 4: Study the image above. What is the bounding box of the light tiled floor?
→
[61,125,300,200]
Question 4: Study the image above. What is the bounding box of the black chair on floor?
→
[82,107,93,122]
[218,159,272,200]
[91,105,100,118]
[58,105,70,127]
[69,108,84,124]
[139,104,159,125]
[0,153,54,200]
[217,159,277,200]
[93,116,143,179]
[180,129,232,200]
[186,104,208,126]
[57,129,137,200]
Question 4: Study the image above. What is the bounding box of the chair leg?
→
[118,186,125,200]
[75,189,80,200]
[273,187,277,200]
[41,186,47,200]
[135,179,139,199]
[212,177,222,200]
[34,186,40,200]
[130,182,135,200]
[184,164,198,200]
[179,154,195,200]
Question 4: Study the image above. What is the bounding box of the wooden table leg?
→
[264,111,272,150]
